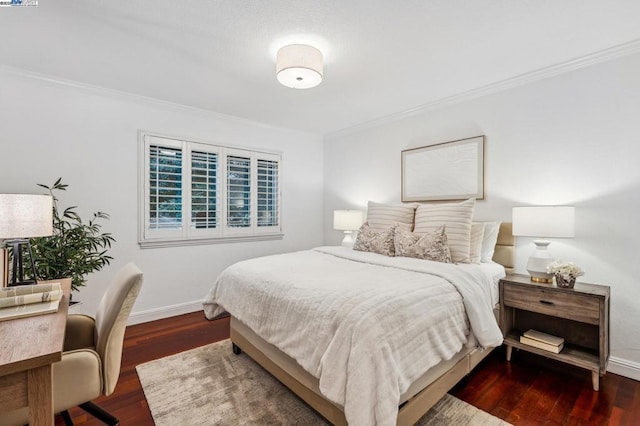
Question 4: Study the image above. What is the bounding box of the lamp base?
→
[530,275,553,284]
[341,231,355,247]
[5,239,39,287]
[526,239,554,284]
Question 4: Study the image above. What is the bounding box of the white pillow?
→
[481,222,501,263]
[414,198,475,263]
[366,201,417,232]
[470,222,485,264]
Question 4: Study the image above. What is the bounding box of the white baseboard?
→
[608,356,640,382]
[129,302,640,383]
[128,299,204,325]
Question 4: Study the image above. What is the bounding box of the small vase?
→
[555,273,576,289]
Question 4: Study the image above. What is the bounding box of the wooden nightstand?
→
[499,274,610,390]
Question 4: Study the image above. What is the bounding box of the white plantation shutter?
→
[144,135,186,241]
[140,132,282,247]
[226,155,251,229]
[257,158,279,228]
[149,145,183,230]
[191,149,219,230]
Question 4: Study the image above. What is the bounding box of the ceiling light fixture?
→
[276,44,323,89]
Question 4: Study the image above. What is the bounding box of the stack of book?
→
[0,282,63,321]
[519,329,565,353]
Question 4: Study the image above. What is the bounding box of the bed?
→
[204,221,514,426]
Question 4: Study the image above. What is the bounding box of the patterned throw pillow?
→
[394,225,452,263]
[353,223,397,257]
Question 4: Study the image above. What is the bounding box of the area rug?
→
[137,340,510,425]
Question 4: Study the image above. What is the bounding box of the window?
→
[149,144,183,231]
[139,133,282,247]
[191,150,218,230]
[257,159,279,227]
[226,155,250,228]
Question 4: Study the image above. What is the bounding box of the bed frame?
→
[230,222,514,426]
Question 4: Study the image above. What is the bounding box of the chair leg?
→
[60,410,74,426]
[78,401,119,425]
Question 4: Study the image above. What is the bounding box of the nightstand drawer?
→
[503,284,600,325]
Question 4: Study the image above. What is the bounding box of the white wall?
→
[323,52,640,379]
[0,69,324,321]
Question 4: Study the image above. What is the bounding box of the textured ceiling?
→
[1,1,640,134]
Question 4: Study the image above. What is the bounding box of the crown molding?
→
[3,37,640,141]
[327,38,640,139]
[0,64,319,139]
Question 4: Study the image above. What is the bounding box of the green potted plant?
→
[26,178,115,293]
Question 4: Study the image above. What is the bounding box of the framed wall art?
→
[401,135,484,202]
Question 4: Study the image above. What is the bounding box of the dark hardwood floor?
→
[450,347,640,425]
[56,312,230,426]
[58,312,639,425]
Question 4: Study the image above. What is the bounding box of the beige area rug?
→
[137,340,510,426]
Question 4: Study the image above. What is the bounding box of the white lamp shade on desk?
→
[0,194,53,238]
[512,206,575,283]
[333,210,364,247]
[0,194,53,285]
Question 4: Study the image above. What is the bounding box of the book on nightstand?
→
[520,329,565,353]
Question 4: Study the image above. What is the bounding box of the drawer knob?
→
[539,300,554,306]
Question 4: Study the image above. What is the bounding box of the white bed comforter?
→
[203,247,503,426]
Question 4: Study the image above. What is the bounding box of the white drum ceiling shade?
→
[276,44,323,89]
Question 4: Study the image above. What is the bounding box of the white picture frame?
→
[401,135,485,202]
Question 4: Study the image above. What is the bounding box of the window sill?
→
[139,233,284,249]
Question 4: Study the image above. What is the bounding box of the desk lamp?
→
[0,194,53,286]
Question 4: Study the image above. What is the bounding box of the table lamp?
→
[333,210,364,247]
[512,206,575,283]
[0,194,53,286]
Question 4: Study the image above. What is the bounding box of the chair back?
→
[94,262,143,395]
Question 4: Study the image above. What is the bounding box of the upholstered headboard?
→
[493,222,514,274]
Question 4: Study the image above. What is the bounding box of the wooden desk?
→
[0,279,70,425]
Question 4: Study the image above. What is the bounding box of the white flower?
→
[546,260,584,280]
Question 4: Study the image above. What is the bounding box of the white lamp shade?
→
[276,44,323,89]
[0,194,53,238]
[333,210,364,231]
[512,206,575,238]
